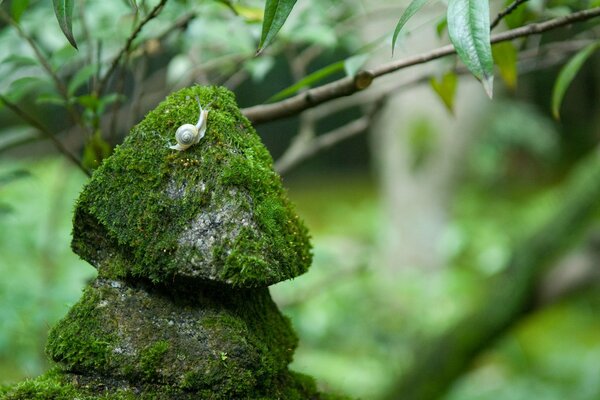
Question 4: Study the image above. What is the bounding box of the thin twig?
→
[275,98,386,175]
[242,7,600,125]
[0,95,90,177]
[491,0,530,30]
[97,0,168,94]
[273,37,593,174]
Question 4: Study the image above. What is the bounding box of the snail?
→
[169,95,210,151]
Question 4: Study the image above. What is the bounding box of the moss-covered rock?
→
[46,278,296,394]
[1,368,349,400]
[2,86,351,400]
[72,86,311,287]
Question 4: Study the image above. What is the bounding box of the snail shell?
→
[169,96,210,151]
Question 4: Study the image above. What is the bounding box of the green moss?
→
[139,341,170,382]
[72,85,311,287]
[0,369,346,400]
[46,286,115,374]
[45,279,298,394]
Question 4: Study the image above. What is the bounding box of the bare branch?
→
[0,95,90,177]
[275,116,370,175]
[242,7,600,125]
[491,0,530,30]
[98,0,168,94]
[275,99,386,175]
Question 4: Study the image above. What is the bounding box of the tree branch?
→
[275,99,386,175]
[97,0,168,94]
[490,0,530,30]
[0,95,90,177]
[242,7,600,125]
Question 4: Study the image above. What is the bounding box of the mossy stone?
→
[72,86,311,287]
[46,278,297,395]
[0,368,351,400]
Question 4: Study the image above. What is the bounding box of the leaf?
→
[1,54,38,68]
[267,61,345,102]
[492,42,517,90]
[67,64,96,95]
[82,131,111,171]
[551,42,600,120]
[430,71,458,114]
[447,0,493,98]
[7,76,52,102]
[50,45,78,71]
[11,0,30,23]
[36,93,66,106]
[257,0,297,54]
[436,17,447,38]
[234,5,264,23]
[392,0,429,54]
[52,0,78,49]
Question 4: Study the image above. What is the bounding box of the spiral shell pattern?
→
[175,124,199,146]
[169,96,210,151]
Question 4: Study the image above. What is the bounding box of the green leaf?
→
[11,0,30,23]
[551,42,600,120]
[447,0,493,98]
[1,54,38,68]
[257,0,297,54]
[7,76,52,102]
[50,45,78,71]
[267,61,345,102]
[82,131,111,171]
[67,64,96,95]
[392,0,429,54]
[492,42,517,90]
[430,71,458,114]
[52,0,78,50]
[36,93,66,106]
[436,17,447,38]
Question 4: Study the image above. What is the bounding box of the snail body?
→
[170,96,210,151]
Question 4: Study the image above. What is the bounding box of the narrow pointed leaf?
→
[552,42,600,120]
[11,0,30,23]
[257,0,297,53]
[430,71,458,114]
[492,42,517,90]
[67,64,96,95]
[52,0,78,49]
[267,61,345,102]
[447,0,493,98]
[392,0,429,54]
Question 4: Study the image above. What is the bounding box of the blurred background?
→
[1,0,600,399]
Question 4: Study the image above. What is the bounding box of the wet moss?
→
[71,86,311,287]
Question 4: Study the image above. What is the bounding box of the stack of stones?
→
[1,87,344,399]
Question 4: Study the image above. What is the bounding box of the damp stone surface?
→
[1,86,349,400]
